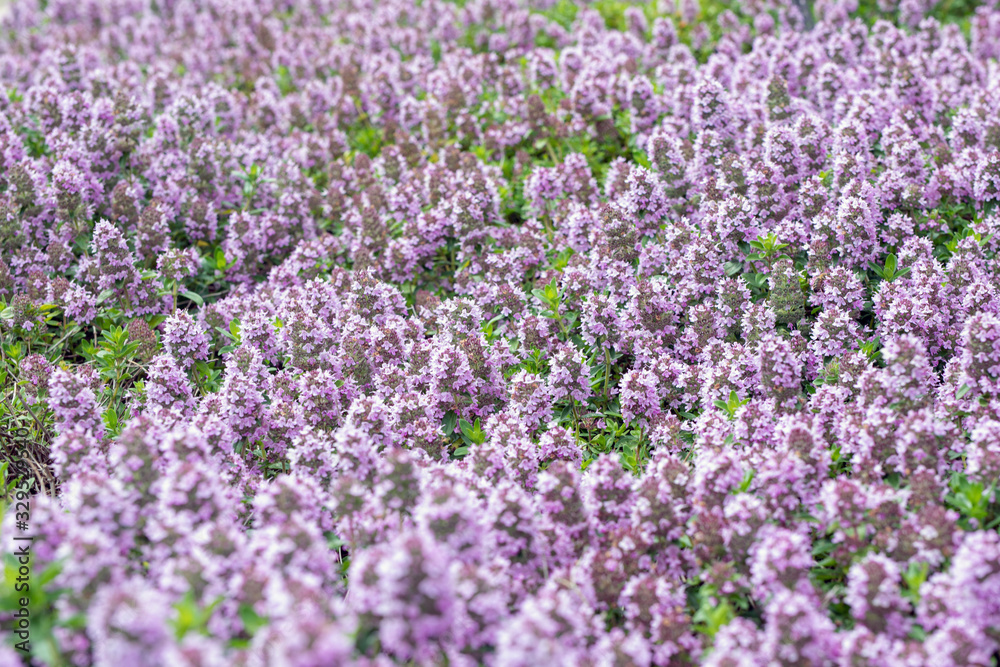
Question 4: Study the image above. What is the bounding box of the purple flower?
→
[48,366,104,438]
[162,311,211,370]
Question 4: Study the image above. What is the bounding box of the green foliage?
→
[689,577,756,645]
[617,425,648,474]
[79,326,146,438]
[457,418,486,456]
[745,233,791,271]
[945,473,1000,531]
[902,561,929,606]
[741,271,769,300]
[735,469,755,494]
[532,276,579,342]
[18,124,50,159]
[859,337,882,365]
[810,536,850,597]
[853,0,980,27]
[171,592,224,641]
[534,0,579,35]
[231,604,268,649]
[217,318,242,356]
[693,595,734,640]
[713,389,749,420]
[233,162,274,211]
[867,253,911,282]
[274,64,296,96]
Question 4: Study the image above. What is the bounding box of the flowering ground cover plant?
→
[1,0,1000,664]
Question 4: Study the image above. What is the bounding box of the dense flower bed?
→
[2,0,1000,664]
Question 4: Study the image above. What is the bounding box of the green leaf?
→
[902,562,929,604]
[180,290,204,307]
[693,596,734,639]
[237,604,267,635]
[884,253,897,277]
[811,539,836,557]
[467,418,485,444]
[442,411,457,436]
[172,592,199,640]
[957,384,972,399]
[811,568,842,582]
[101,408,119,433]
[553,247,576,271]
[95,288,116,305]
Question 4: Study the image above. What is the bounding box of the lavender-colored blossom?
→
[846,553,912,638]
[18,353,51,405]
[9,1,1000,661]
[48,366,104,437]
[162,312,211,370]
